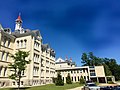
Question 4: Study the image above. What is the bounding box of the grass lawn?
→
[0,83,83,90]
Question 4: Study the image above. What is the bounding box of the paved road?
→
[67,86,83,90]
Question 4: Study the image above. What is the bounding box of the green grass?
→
[0,83,83,90]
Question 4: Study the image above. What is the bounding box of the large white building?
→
[0,15,55,87]
[0,14,115,88]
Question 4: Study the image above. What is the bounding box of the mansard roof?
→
[12,29,42,40]
[41,44,55,56]
[0,29,15,40]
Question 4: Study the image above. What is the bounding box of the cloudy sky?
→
[0,0,120,66]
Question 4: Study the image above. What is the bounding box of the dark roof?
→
[42,44,55,57]
[1,30,15,40]
[12,29,42,40]
[56,60,76,65]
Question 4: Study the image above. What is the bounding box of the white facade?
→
[0,15,56,87]
[55,58,107,83]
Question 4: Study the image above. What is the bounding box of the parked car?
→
[84,83,100,90]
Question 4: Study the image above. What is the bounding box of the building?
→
[0,14,55,87]
[55,57,108,83]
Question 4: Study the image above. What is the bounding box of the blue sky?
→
[0,0,120,66]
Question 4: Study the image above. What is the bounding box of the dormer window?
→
[24,39,27,48]
[17,41,19,48]
[20,40,23,48]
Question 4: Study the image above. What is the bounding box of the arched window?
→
[20,40,23,48]
[24,39,27,48]
[17,41,19,48]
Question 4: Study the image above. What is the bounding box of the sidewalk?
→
[67,86,83,90]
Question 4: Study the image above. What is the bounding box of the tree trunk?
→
[18,76,20,90]
[18,71,21,90]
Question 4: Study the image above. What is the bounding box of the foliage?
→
[8,50,30,89]
[79,76,85,84]
[81,52,102,66]
[81,52,120,81]
[52,77,57,83]
[66,73,72,84]
[108,81,114,84]
[103,63,112,76]
[95,82,99,85]
[55,72,64,86]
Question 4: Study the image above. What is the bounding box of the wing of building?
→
[55,57,115,83]
[0,14,55,87]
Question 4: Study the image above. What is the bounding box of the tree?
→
[9,50,30,90]
[55,72,64,86]
[66,73,72,84]
[103,58,120,80]
[102,63,112,76]
[81,52,120,81]
[81,52,102,66]
[79,76,85,84]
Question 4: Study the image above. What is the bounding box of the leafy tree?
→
[81,53,90,66]
[66,73,72,84]
[9,50,30,90]
[79,76,85,84]
[103,58,120,80]
[81,52,120,81]
[102,63,112,76]
[55,72,64,86]
[81,52,102,66]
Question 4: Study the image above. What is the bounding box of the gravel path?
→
[67,86,83,90]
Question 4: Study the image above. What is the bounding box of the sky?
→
[0,0,120,66]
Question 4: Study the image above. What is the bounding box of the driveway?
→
[67,86,83,90]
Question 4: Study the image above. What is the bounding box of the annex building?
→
[0,15,55,87]
[55,57,114,83]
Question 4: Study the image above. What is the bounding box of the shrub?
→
[52,77,57,83]
[108,81,114,84]
[79,76,85,84]
[55,72,64,86]
[66,73,72,84]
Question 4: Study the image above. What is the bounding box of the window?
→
[84,76,86,80]
[13,82,15,85]
[1,51,4,61]
[0,66,2,75]
[17,41,19,48]
[20,40,23,48]
[72,77,73,81]
[74,71,76,73]
[3,37,6,46]
[3,67,7,76]
[6,53,8,61]
[21,81,23,85]
[22,70,24,75]
[78,76,79,81]
[24,39,27,48]
[75,77,76,81]
[8,39,11,48]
